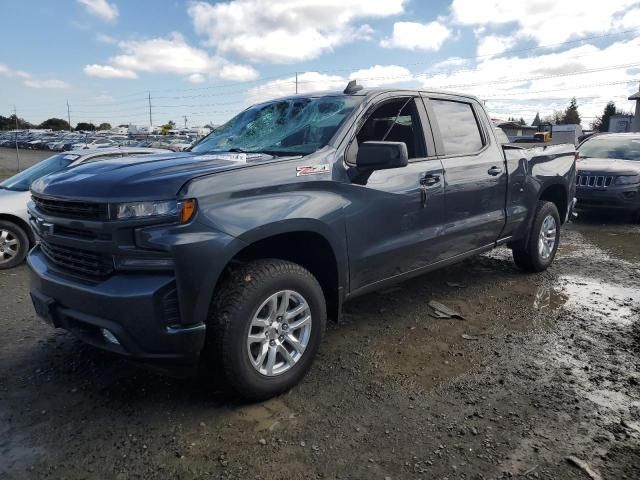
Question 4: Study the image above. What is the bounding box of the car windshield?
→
[191,95,362,156]
[579,136,640,161]
[0,154,78,191]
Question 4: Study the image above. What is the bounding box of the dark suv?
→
[28,86,576,400]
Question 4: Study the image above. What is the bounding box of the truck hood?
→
[577,157,640,176]
[31,151,287,202]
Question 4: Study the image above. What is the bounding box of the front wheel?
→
[202,259,326,401]
[512,201,561,272]
[0,221,30,270]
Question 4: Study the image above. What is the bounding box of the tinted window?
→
[579,135,640,161]
[431,100,484,155]
[356,98,425,159]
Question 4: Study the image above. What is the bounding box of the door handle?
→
[487,166,503,176]
[420,174,441,186]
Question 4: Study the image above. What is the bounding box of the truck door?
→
[423,96,507,255]
[344,96,447,292]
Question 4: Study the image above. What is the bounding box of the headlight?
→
[614,175,640,185]
[110,199,197,223]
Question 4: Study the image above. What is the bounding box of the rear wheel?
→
[512,201,560,272]
[0,221,29,270]
[201,259,326,401]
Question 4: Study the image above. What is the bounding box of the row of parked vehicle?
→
[0,130,197,152]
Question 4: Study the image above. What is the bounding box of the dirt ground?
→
[1,214,639,479]
[0,148,51,180]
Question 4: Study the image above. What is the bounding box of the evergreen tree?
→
[590,102,618,132]
[560,97,581,125]
[532,112,541,126]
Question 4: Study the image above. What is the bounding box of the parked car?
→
[27,85,576,400]
[0,147,170,269]
[575,133,640,220]
[70,138,117,150]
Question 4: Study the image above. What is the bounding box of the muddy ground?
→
[1,214,639,479]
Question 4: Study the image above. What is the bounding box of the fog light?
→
[114,257,174,269]
[101,328,120,345]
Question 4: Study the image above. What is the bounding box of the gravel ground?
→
[1,215,639,479]
[0,148,52,180]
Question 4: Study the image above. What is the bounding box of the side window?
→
[430,99,484,155]
[355,98,426,159]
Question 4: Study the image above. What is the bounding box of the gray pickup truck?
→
[27,84,576,400]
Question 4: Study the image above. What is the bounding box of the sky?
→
[1,0,639,129]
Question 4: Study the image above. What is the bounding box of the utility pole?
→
[66,100,72,132]
[295,72,298,94]
[148,91,153,128]
[13,106,20,172]
[182,115,188,129]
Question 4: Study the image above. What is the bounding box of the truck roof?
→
[263,87,483,106]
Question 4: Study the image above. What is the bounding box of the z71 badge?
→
[296,165,330,177]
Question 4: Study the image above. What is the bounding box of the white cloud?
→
[0,63,70,88]
[23,79,70,89]
[380,21,452,51]
[96,33,117,44]
[451,0,639,44]
[187,73,206,84]
[84,64,138,79]
[247,72,346,103]
[349,65,413,86]
[420,36,640,126]
[476,35,515,57]
[83,33,258,81]
[77,0,119,22]
[188,0,406,63]
[248,65,416,103]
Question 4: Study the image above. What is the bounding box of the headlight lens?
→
[614,175,640,185]
[110,199,197,222]
[113,200,179,220]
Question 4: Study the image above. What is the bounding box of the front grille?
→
[576,175,613,188]
[32,195,108,220]
[40,239,113,278]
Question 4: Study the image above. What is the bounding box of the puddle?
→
[556,275,640,326]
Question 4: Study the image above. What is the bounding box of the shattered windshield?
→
[191,96,362,156]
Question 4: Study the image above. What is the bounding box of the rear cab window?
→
[428,99,486,156]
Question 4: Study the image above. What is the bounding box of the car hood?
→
[576,157,640,176]
[30,151,291,202]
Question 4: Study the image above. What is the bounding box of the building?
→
[607,114,635,133]
[551,124,583,146]
[495,121,538,140]
[628,83,640,132]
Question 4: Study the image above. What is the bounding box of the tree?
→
[560,97,581,125]
[98,122,112,131]
[542,110,563,125]
[518,117,526,126]
[75,122,96,131]
[39,118,70,131]
[590,101,618,132]
[160,120,176,135]
[0,114,33,130]
[532,112,541,126]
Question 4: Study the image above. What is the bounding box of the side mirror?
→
[349,141,409,184]
[356,141,409,169]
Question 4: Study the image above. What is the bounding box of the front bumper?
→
[575,184,640,212]
[28,245,206,371]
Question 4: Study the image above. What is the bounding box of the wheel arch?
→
[215,223,346,322]
[0,214,35,246]
[538,183,569,224]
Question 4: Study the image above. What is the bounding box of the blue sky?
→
[1,0,639,128]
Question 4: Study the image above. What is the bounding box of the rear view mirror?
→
[356,141,409,170]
